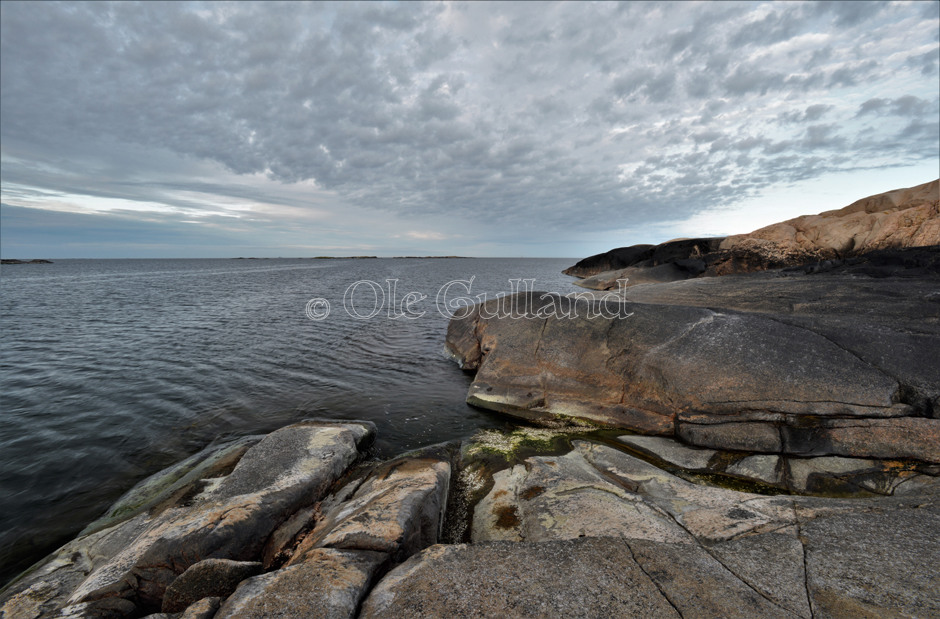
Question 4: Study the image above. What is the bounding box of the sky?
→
[1,1,938,259]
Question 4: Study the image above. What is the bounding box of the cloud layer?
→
[1,1,938,256]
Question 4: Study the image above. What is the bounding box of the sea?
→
[0,257,580,586]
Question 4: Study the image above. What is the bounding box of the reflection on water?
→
[0,257,578,584]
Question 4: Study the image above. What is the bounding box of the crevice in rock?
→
[792,501,816,619]
[619,535,685,619]
[696,539,806,618]
[760,314,886,374]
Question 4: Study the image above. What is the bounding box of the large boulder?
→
[446,289,940,463]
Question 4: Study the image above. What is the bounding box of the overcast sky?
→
[1,1,938,258]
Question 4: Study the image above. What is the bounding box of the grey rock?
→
[678,421,783,453]
[617,435,718,470]
[472,448,691,544]
[215,549,386,619]
[799,498,940,617]
[575,441,795,542]
[162,559,261,613]
[360,538,683,618]
[52,422,371,613]
[625,538,798,618]
[787,456,880,494]
[709,533,812,618]
[726,454,783,486]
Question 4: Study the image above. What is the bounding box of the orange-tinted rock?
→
[720,179,940,260]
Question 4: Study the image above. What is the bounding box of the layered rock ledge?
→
[445,260,940,484]
[3,422,937,618]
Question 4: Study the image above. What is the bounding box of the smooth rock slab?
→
[617,435,718,470]
[472,448,690,544]
[726,454,783,486]
[215,548,386,619]
[289,457,450,564]
[799,497,940,618]
[709,533,811,618]
[360,538,682,618]
[625,538,797,618]
[575,442,795,542]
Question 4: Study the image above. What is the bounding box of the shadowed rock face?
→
[445,275,940,464]
[565,179,939,287]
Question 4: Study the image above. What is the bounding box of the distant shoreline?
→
[233,255,468,260]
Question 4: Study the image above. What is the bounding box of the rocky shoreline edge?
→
[2,412,938,618]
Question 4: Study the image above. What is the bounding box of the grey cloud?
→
[906,49,939,76]
[728,4,807,49]
[724,65,786,96]
[780,104,835,124]
[827,60,879,88]
[813,1,888,27]
[856,96,937,118]
[1,0,938,248]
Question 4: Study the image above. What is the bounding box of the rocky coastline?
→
[3,181,939,618]
[3,417,938,618]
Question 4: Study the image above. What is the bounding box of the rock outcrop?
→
[445,280,940,465]
[2,422,937,618]
[362,437,939,619]
[0,421,450,619]
[566,179,939,288]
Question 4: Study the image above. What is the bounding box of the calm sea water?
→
[0,257,579,585]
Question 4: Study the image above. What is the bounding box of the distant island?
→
[1,259,53,265]
[232,256,467,260]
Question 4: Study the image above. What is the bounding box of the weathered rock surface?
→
[215,549,386,619]
[446,288,940,464]
[3,422,938,619]
[161,559,261,613]
[361,538,688,618]
[1,421,375,617]
[472,446,692,544]
[455,440,937,618]
[719,178,940,266]
[288,457,451,564]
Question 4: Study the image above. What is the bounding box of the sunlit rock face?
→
[564,179,939,287]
